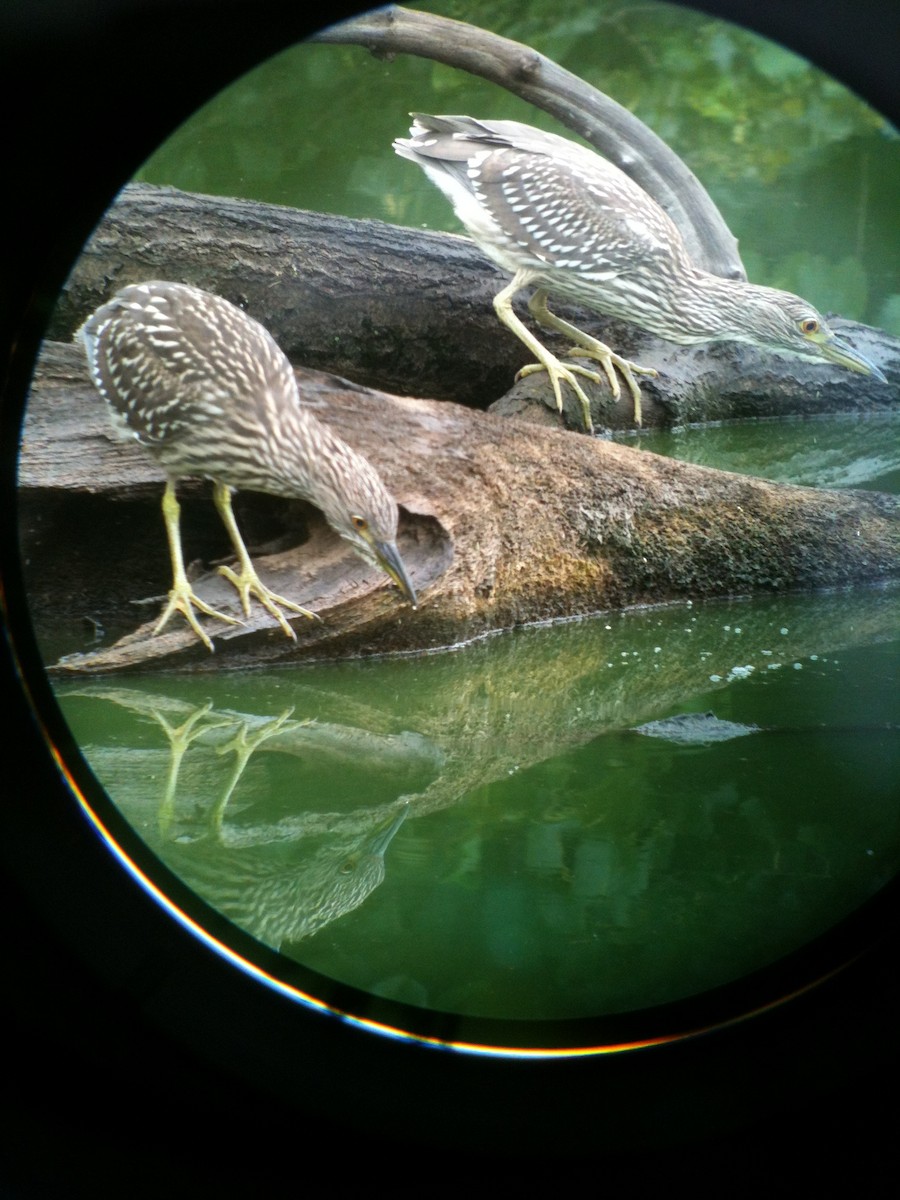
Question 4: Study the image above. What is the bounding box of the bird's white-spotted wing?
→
[394,115,684,282]
[79,281,297,449]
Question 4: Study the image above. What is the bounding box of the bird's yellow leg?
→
[527,290,657,427]
[155,480,243,651]
[210,707,301,834]
[494,273,601,432]
[212,482,321,641]
[151,702,237,836]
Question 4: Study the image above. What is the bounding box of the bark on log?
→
[22,334,900,675]
[48,184,898,432]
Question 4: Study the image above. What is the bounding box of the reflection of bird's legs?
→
[213,482,320,640]
[155,480,244,650]
[524,289,657,427]
[210,707,300,835]
[151,701,237,836]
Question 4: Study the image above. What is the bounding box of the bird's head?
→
[736,287,887,382]
[314,437,418,608]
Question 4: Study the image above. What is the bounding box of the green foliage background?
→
[137,0,899,331]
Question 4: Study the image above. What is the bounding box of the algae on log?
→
[21,339,900,674]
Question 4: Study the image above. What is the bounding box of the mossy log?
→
[22,309,900,673]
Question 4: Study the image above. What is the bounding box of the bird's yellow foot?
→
[211,707,300,833]
[515,356,606,432]
[522,289,655,428]
[565,346,657,427]
[150,701,237,835]
[217,563,321,641]
[154,584,244,651]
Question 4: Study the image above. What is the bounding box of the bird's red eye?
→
[352,515,368,531]
[800,317,819,335]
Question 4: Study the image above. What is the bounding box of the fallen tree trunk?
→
[22,335,900,674]
[47,184,897,433]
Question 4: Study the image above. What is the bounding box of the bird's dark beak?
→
[375,540,418,607]
[367,803,409,857]
[818,334,887,383]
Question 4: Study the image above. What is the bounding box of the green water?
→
[40,1,900,1029]
[56,583,900,1020]
[49,423,900,1024]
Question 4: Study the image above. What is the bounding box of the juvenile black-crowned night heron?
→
[394,114,886,431]
[169,802,410,946]
[80,281,417,649]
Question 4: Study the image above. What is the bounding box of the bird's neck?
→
[243,400,327,503]
[663,267,775,346]
[264,404,372,535]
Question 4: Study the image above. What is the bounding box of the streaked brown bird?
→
[394,114,886,431]
[80,281,417,649]
[167,802,410,947]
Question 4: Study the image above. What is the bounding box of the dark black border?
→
[2,0,899,1186]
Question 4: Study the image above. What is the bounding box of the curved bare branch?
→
[311,4,746,279]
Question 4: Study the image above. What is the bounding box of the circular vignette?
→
[2,0,899,1180]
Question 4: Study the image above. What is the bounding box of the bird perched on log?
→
[394,114,886,431]
[79,281,417,650]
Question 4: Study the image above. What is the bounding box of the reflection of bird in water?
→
[79,281,417,649]
[210,707,299,834]
[145,702,296,837]
[77,688,425,946]
[150,700,238,837]
[145,703,408,942]
[168,804,409,946]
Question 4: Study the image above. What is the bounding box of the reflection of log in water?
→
[370,587,900,819]
[66,586,899,823]
[69,684,444,793]
[63,573,900,974]
[632,711,899,744]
